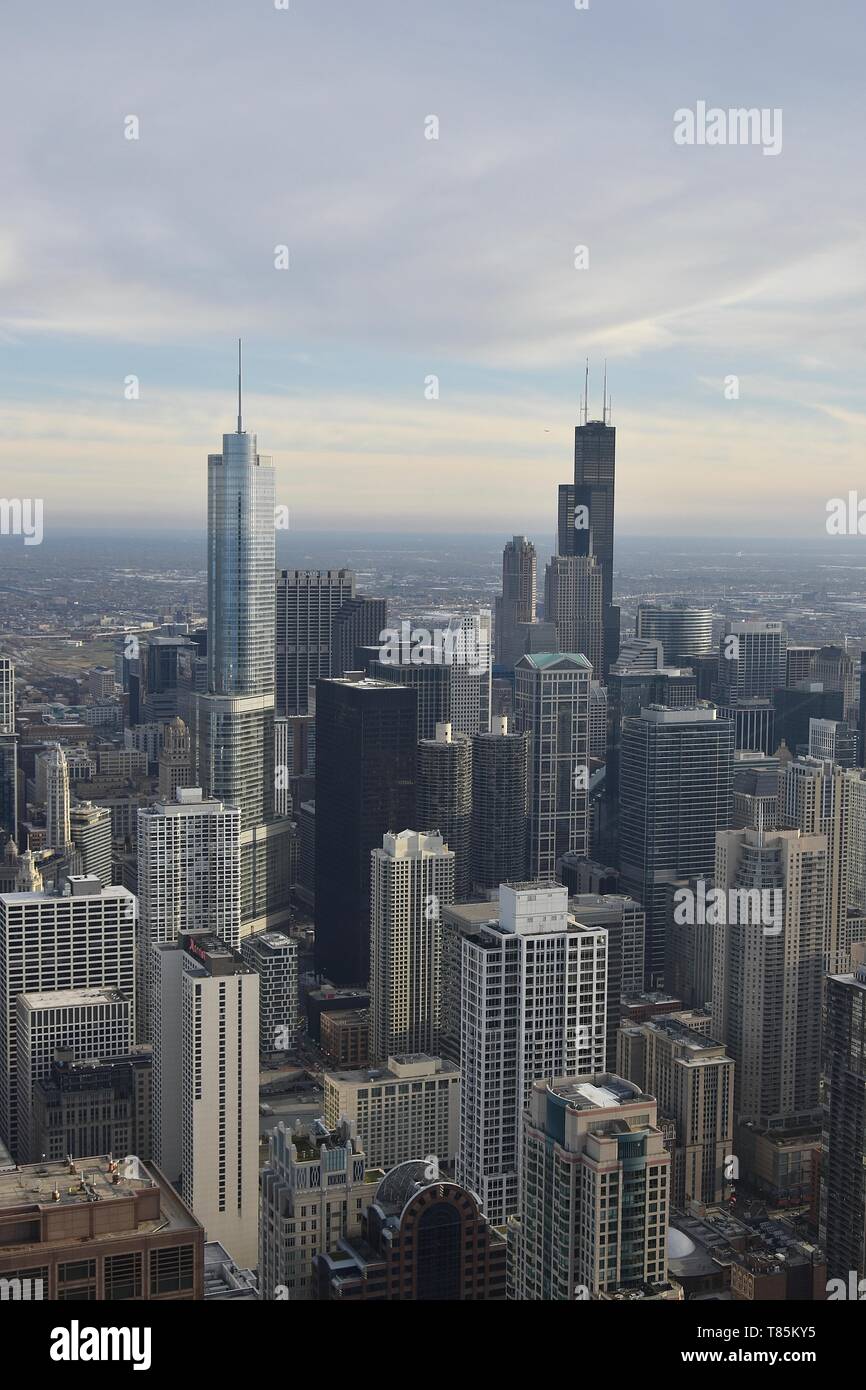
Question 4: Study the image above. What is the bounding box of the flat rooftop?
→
[0,1156,200,1240]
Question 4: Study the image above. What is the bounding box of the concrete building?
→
[30,1047,152,1165]
[456,882,607,1225]
[636,604,714,666]
[136,788,240,1040]
[617,1015,734,1206]
[470,717,528,894]
[323,1053,460,1171]
[514,652,591,880]
[69,801,113,888]
[15,988,133,1163]
[0,877,136,1159]
[494,536,537,671]
[259,1118,381,1301]
[416,723,472,901]
[151,934,258,1268]
[314,1161,506,1300]
[509,1076,672,1300]
[240,929,299,1056]
[369,830,454,1060]
[0,1154,205,1301]
[821,961,866,1283]
[275,568,355,717]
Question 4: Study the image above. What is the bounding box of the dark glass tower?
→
[574,419,618,670]
[822,965,866,1281]
[314,676,417,984]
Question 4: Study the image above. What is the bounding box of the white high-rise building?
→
[15,986,133,1162]
[456,882,608,1225]
[369,830,454,1061]
[0,876,136,1157]
[136,788,241,1040]
[323,1053,460,1172]
[43,744,72,851]
[69,800,113,888]
[152,933,258,1268]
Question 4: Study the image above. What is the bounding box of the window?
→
[149,1245,195,1296]
[105,1251,143,1300]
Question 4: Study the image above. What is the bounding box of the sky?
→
[1,0,864,539]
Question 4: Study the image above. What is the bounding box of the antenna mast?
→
[237,338,243,433]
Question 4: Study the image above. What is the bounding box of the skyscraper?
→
[713,825,826,1194]
[470,716,528,893]
[509,1076,672,1300]
[514,653,591,880]
[494,536,537,670]
[0,658,13,735]
[69,800,113,888]
[822,961,866,1283]
[314,676,417,984]
[456,882,607,1224]
[717,620,787,703]
[369,830,454,1060]
[544,553,603,676]
[195,352,291,934]
[572,410,619,672]
[137,788,241,1040]
[619,705,733,985]
[275,568,355,716]
[151,933,259,1268]
[331,595,388,678]
[44,744,72,851]
[636,604,714,666]
[416,723,472,900]
[0,876,137,1157]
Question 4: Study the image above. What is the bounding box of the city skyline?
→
[1,0,864,535]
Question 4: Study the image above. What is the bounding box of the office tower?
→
[588,680,607,760]
[514,618,558,659]
[0,735,17,850]
[137,789,241,1040]
[158,716,195,798]
[196,372,292,935]
[636,604,714,666]
[456,882,607,1224]
[314,1162,507,1301]
[240,929,299,1056]
[416,723,472,900]
[259,1119,378,1301]
[569,893,645,1068]
[604,666,697,854]
[31,1046,152,1165]
[373,611,492,739]
[544,553,603,675]
[140,635,196,723]
[470,717,528,893]
[0,1156,205,1301]
[813,644,858,721]
[0,877,136,1157]
[331,596,388,679]
[15,987,133,1162]
[773,683,843,756]
[732,755,781,829]
[715,696,775,754]
[275,568,355,716]
[514,653,591,880]
[0,658,13,734]
[43,744,72,851]
[369,830,454,1059]
[860,652,866,768]
[618,1015,734,1206]
[509,1076,672,1300]
[665,876,719,1009]
[822,962,866,1282]
[494,536,537,670]
[612,637,663,671]
[151,934,258,1268]
[787,645,819,686]
[712,827,826,1188]
[779,756,865,975]
[89,665,116,700]
[323,1053,460,1171]
[717,620,787,702]
[69,801,112,888]
[314,677,417,985]
[320,1009,369,1065]
[569,408,618,671]
[619,705,734,986]
[809,716,858,768]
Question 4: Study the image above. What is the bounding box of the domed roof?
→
[375,1160,433,1214]
[667,1227,696,1260]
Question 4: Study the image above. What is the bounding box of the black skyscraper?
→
[314,676,417,984]
[574,419,619,669]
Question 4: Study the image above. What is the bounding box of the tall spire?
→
[582,357,589,426]
[237,337,243,433]
[602,359,608,424]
